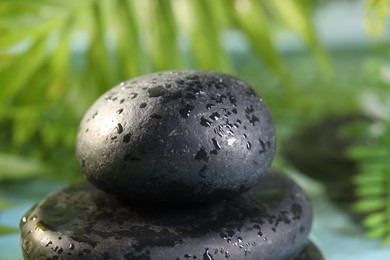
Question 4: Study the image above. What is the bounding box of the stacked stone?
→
[20,71,322,259]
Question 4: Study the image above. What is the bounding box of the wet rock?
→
[76,70,275,202]
[20,170,311,260]
[294,241,324,260]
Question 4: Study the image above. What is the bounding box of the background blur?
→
[1,0,390,259]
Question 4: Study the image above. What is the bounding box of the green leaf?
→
[349,146,388,159]
[0,153,46,181]
[354,198,385,212]
[366,225,387,239]
[0,197,15,210]
[0,38,48,104]
[112,0,144,78]
[364,0,389,36]
[356,183,384,197]
[228,0,286,76]
[363,212,386,228]
[267,0,331,75]
[351,122,390,243]
[354,167,384,184]
[0,225,18,235]
[180,0,230,71]
[146,0,180,71]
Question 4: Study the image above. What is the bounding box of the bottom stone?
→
[295,241,323,260]
[20,170,314,260]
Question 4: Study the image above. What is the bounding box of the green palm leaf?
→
[350,124,390,242]
[0,0,327,151]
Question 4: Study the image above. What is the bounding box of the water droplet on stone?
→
[248,115,259,126]
[129,93,138,99]
[123,133,131,143]
[206,104,215,110]
[209,112,220,121]
[245,105,254,114]
[258,139,267,154]
[203,248,213,260]
[116,123,123,134]
[116,109,124,114]
[179,104,195,118]
[22,217,27,223]
[246,142,251,150]
[199,165,207,178]
[150,114,162,119]
[211,138,221,150]
[195,147,209,161]
[200,117,212,127]
[237,237,242,243]
[211,94,226,104]
[228,93,237,106]
[147,85,166,97]
[139,102,147,108]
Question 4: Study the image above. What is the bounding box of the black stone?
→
[294,241,324,260]
[76,70,275,202]
[20,170,311,260]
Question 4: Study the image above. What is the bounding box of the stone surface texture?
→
[76,70,275,202]
[20,170,311,260]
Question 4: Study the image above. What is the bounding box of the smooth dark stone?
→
[20,170,311,260]
[76,70,275,202]
[294,241,324,260]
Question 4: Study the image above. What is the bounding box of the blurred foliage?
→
[350,126,390,242]
[0,0,326,184]
[364,0,389,35]
[0,225,18,235]
[0,0,390,246]
[347,57,390,243]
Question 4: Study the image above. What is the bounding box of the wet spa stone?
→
[20,170,312,260]
[295,241,324,260]
[76,70,275,202]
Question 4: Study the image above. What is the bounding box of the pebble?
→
[20,170,311,260]
[76,70,275,202]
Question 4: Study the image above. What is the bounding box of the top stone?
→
[76,70,275,202]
